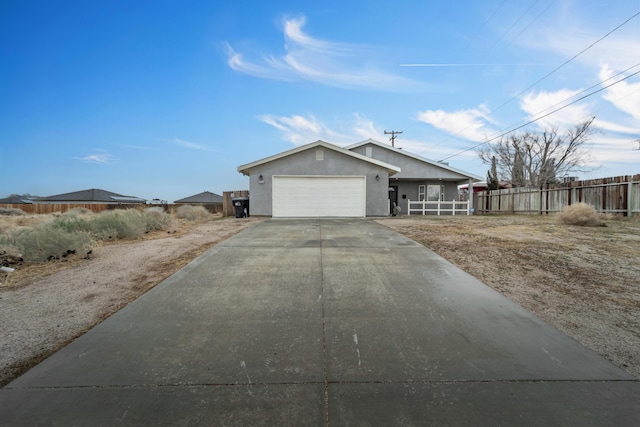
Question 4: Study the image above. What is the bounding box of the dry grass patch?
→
[378,214,640,378]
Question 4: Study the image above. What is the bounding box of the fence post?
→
[628,176,633,217]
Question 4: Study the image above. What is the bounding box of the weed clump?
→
[143,207,172,231]
[0,208,26,216]
[0,208,174,263]
[176,205,211,222]
[558,203,605,227]
[1,224,94,262]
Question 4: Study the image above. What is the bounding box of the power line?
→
[437,69,640,162]
[509,0,556,43]
[421,10,640,155]
[481,0,540,56]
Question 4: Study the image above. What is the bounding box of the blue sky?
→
[1,0,639,202]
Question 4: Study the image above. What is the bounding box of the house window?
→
[316,149,324,160]
[427,184,445,201]
[366,147,373,157]
[418,185,426,201]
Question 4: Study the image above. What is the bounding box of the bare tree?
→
[486,156,500,190]
[478,117,596,188]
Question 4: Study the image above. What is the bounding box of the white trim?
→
[238,140,400,176]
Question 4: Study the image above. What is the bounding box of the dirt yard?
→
[1,213,638,386]
[377,214,640,379]
[0,215,264,386]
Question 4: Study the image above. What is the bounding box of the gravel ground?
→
[0,215,263,386]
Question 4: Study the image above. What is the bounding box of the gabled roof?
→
[34,188,146,203]
[347,139,482,181]
[0,195,35,204]
[174,191,223,204]
[237,140,401,176]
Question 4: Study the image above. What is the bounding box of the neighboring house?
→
[347,139,482,215]
[0,195,35,204]
[174,191,223,213]
[237,140,400,217]
[34,188,146,204]
[458,181,511,194]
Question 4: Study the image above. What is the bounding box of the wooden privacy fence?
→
[222,190,249,217]
[408,199,470,216]
[475,175,640,216]
[0,203,145,214]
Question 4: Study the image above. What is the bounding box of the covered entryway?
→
[272,176,365,217]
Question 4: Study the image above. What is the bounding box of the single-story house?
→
[34,188,146,204]
[174,191,224,213]
[237,139,481,217]
[347,139,482,215]
[0,195,35,204]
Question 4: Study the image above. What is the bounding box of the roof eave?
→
[237,140,401,175]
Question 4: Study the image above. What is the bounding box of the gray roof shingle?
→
[34,188,146,203]
[174,191,223,204]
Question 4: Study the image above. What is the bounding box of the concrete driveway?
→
[1,218,639,425]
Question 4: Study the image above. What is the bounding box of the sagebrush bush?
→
[143,207,172,231]
[176,205,210,222]
[88,209,148,239]
[558,203,604,227]
[3,224,94,262]
[0,207,173,263]
[0,208,26,216]
[63,207,93,216]
[51,212,92,234]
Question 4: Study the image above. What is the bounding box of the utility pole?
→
[384,130,403,148]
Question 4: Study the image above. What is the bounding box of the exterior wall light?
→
[375,174,380,181]
[258,174,264,184]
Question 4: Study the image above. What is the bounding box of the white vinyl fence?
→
[408,199,470,216]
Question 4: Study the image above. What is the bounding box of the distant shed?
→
[174,191,223,214]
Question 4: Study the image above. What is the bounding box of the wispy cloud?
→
[519,89,594,130]
[415,105,497,142]
[599,64,640,123]
[75,150,115,164]
[515,7,640,72]
[227,16,423,91]
[174,138,212,152]
[258,113,350,145]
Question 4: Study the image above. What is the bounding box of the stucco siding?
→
[247,147,390,216]
[351,143,469,180]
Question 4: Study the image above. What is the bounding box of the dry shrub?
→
[1,224,94,262]
[63,207,93,216]
[0,208,26,216]
[558,202,604,227]
[143,207,172,231]
[175,205,210,222]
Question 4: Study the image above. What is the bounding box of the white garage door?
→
[272,176,366,217]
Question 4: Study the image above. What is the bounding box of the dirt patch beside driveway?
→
[0,216,263,386]
[377,215,640,379]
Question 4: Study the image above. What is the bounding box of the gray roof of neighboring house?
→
[34,188,146,203]
[0,195,35,204]
[174,191,223,204]
[347,139,483,181]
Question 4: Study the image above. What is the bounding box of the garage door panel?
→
[273,176,365,217]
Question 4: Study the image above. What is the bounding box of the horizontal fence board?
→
[474,174,640,216]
